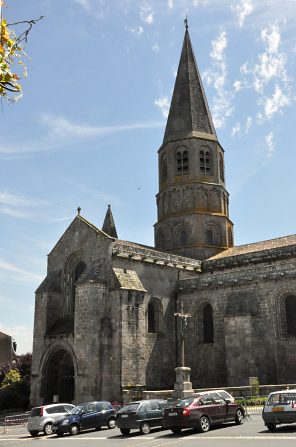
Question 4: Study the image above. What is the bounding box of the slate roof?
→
[102,205,118,239]
[209,234,296,260]
[163,28,217,144]
[113,268,147,291]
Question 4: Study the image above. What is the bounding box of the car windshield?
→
[176,398,195,408]
[119,403,140,412]
[70,405,84,415]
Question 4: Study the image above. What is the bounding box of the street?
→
[2,416,296,447]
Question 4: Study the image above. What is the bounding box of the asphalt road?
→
[2,415,296,447]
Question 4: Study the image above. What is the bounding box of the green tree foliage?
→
[1,368,21,387]
[0,353,32,410]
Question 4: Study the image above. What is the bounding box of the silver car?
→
[27,403,75,436]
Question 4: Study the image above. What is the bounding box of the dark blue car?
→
[52,401,116,436]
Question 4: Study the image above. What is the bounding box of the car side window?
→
[140,404,147,413]
[148,401,158,411]
[47,406,62,414]
[64,405,74,412]
[101,402,111,411]
[85,404,96,413]
[200,396,214,406]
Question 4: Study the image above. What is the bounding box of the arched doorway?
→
[43,349,75,404]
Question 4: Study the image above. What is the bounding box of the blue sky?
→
[0,0,295,354]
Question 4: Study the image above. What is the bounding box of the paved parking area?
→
[2,416,296,447]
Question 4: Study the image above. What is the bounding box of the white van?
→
[262,389,296,431]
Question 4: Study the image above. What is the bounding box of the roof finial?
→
[77,206,81,216]
[184,14,188,30]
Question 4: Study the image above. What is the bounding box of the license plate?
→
[272,407,284,412]
[168,412,178,416]
[121,414,128,418]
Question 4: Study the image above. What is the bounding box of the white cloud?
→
[140,4,154,25]
[152,43,159,52]
[42,114,163,138]
[231,122,241,137]
[265,132,275,158]
[0,324,33,355]
[154,96,170,118]
[245,116,252,133]
[0,259,43,283]
[203,31,233,128]
[0,115,164,159]
[240,24,288,94]
[0,190,44,207]
[233,80,242,92]
[168,0,174,8]
[231,0,253,27]
[126,25,144,36]
[258,84,291,121]
[74,0,91,11]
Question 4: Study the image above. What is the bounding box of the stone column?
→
[172,366,193,399]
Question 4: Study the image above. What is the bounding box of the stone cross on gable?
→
[174,301,191,367]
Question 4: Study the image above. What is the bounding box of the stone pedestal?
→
[172,366,194,400]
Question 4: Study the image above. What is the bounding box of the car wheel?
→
[107,417,116,429]
[140,422,151,435]
[199,415,211,433]
[267,423,276,432]
[43,422,53,435]
[29,431,39,437]
[171,427,182,434]
[120,428,130,436]
[69,424,80,436]
[235,409,244,425]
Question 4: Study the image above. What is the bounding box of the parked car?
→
[27,403,75,436]
[51,401,116,436]
[195,390,235,403]
[262,389,296,431]
[116,399,169,435]
[163,393,245,434]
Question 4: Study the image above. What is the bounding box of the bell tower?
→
[154,25,233,261]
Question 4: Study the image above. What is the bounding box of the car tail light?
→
[183,408,190,416]
[40,407,44,417]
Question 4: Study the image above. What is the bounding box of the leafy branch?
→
[0,9,43,102]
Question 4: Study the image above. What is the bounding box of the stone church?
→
[30,27,296,406]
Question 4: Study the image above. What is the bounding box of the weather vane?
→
[184,14,188,30]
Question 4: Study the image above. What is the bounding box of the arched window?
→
[179,229,187,247]
[74,261,86,282]
[157,230,165,250]
[286,296,296,336]
[160,156,167,184]
[176,149,189,175]
[203,304,214,343]
[200,149,211,175]
[219,153,225,182]
[228,227,233,247]
[206,228,214,245]
[64,253,86,317]
[147,298,162,334]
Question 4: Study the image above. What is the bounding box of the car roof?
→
[269,389,296,395]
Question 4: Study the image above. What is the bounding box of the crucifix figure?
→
[174,302,191,367]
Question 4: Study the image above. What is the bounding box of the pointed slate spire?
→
[102,205,118,238]
[163,27,217,143]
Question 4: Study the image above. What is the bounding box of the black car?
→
[116,399,169,435]
[52,401,116,436]
[163,394,245,433]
